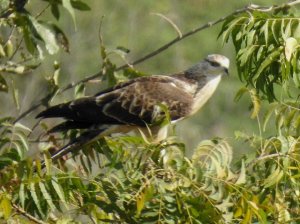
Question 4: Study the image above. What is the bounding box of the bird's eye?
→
[210,61,220,67]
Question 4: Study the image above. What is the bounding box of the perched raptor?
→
[37,54,230,162]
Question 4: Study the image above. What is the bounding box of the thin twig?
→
[35,3,51,18]
[246,152,286,168]
[281,102,300,111]
[151,13,183,38]
[13,1,300,124]
[89,215,97,224]
[14,90,56,124]
[12,203,47,224]
[9,37,23,61]
[4,26,15,47]
[14,103,40,123]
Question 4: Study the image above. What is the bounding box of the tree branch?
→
[13,0,300,124]
[246,153,286,168]
[12,203,47,224]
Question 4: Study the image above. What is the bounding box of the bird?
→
[36,54,230,163]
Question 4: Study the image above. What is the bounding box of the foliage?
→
[1,1,300,223]
[220,7,300,101]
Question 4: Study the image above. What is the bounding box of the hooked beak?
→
[224,68,229,76]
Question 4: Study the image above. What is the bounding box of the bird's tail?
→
[41,129,104,169]
[47,121,94,133]
[36,103,71,119]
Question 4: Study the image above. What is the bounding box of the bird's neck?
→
[190,75,222,115]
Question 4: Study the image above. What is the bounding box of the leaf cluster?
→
[220,10,300,101]
[0,0,90,93]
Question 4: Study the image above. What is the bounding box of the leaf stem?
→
[12,203,47,224]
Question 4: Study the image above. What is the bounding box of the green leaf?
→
[277,135,290,154]
[281,19,286,38]
[0,43,6,57]
[51,4,60,20]
[14,122,32,132]
[284,19,292,39]
[75,83,85,98]
[29,182,45,217]
[0,193,12,219]
[136,185,155,216]
[256,45,265,62]
[263,167,284,188]
[13,142,25,159]
[261,20,269,44]
[28,16,59,54]
[51,177,67,206]
[293,71,300,88]
[234,87,248,102]
[220,16,247,44]
[43,151,52,175]
[294,21,300,38]
[79,155,89,174]
[249,89,261,119]
[275,113,284,135]
[285,109,297,133]
[0,157,13,169]
[23,26,38,55]
[5,40,14,58]
[116,46,130,54]
[71,0,91,11]
[136,192,146,217]
[254,47,282,79]
[248,201,267,224]
[246,30,256,46]
[38,182,56,210]
[11,80,20,110]
[19,183,26,208]
[238,45,257,67]
[156,103,171,126]
[271,19,280,43]
[15,132,29,152]
[62,0,77,29]
[235,160,246,185]
[14,14,39,55]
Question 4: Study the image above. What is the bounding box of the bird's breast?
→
[190,75,222,115]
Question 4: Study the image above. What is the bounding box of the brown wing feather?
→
[100,79,193,124]
[37,75,194,131]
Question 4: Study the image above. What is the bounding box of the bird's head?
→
[185,54,230,80]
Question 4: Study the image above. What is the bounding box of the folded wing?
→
[36,75,193,132]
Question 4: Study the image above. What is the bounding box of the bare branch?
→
[13,0,300,123]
